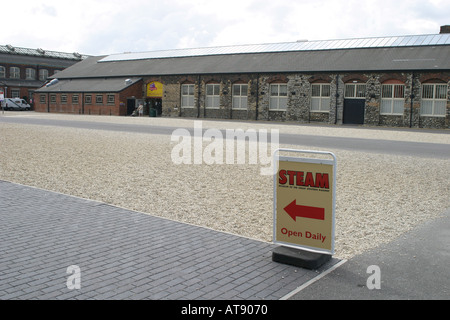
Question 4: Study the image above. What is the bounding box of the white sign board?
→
[273,149,336,255]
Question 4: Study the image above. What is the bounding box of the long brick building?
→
[0,45,88,106]
[34,27,450,129]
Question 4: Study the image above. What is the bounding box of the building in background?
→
[0,45,89,108]
[34,27,450,129]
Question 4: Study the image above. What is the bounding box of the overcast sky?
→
[3,0,449,56]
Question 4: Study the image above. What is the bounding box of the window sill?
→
[419,114,446,118]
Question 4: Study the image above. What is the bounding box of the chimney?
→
[440,25,450,34]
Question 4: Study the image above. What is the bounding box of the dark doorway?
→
[149,98,162,116]
[343,99,365,124]
[127,98,136,116]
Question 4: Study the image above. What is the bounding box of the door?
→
[127,98,136,115]
[343,82,366,125]
[149,98,162,116]
[343,99,365,124]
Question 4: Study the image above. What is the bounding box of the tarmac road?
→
[289,208,450,300]
[1,115,449,159]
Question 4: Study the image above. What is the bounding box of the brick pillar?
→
[440,25,450,34]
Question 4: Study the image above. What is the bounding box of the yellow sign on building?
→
[147,81,163,98]
[273,149,336,255]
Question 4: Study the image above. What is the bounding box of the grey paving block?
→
[0,180,340,300]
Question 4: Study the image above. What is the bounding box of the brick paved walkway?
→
[0,180,339,300]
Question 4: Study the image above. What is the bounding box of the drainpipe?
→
[255,74,259,121]
[335,74,340,125]
[197,75,201,118]
[409,73,414,128]
[81,93,84,114]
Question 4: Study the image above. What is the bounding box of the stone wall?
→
[35,71,450,129]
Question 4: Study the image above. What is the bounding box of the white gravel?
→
[1,113,449,259]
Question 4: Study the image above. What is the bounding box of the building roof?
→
[100,33,450,62]
[0,79,44,89]
[0,52,83,69]
[49,34,450,82]
[0,45,89,61]
[35,77,142,93]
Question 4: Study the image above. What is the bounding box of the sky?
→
[2,0,449,56]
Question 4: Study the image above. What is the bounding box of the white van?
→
[2,98,31,111]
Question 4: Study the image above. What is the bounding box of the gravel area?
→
[1,113,449,259]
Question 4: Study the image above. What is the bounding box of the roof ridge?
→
[99,33,449,63]
[0,44,90,60]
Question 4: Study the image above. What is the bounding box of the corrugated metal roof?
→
[99,34,450,62]
[53,45,450,80]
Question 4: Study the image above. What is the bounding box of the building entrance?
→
[343,83,366,125]
[127,98,136,116]
[148,98,162,116]
[343,99,365,124]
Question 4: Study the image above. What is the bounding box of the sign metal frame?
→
[273,148,337,255]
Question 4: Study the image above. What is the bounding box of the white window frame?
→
[345,83,366,99]
[311,83,331,112]
[269,84,287,111]
[206,84,220,109]
[232,84,248,110]
[96,94,103,104]
[107,94,115,104]
[10,67,20,79]
[181,84,195,108]
[0,66,5,78]
[39,69,49,81]
[381,84,405,115]
[26,68,36,80]
[420,83,447,117]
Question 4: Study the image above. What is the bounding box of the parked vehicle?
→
[1,98,31,111]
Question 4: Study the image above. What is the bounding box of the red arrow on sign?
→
[284,200,325,221]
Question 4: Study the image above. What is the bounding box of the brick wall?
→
[34,80,143,116]
[33,72,449,129]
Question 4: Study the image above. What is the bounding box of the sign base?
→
[272,246,331,270]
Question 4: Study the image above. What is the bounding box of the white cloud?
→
[2,0,449,56]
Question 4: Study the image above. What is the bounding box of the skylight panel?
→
[98,33,448,63]
[436,34,450,44]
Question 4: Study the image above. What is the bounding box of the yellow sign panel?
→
[274,150,336,254]
[147,81,163,97]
